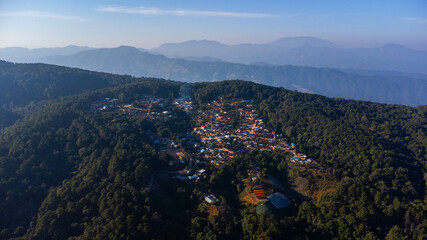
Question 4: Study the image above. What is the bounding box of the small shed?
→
[205,194,219,204]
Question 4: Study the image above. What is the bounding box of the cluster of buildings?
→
[290,153,316,165]
[188,98,316,166]
[242,164,291,212]
[174,168,208,182]
[173,98,193,113]
[90,98,119,112]
[91,95,194,166]
[91,95,175,121]
[123,95,175,121]
[90,95,317,210]
[91,96,316,167]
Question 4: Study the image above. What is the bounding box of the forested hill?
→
[0,61,176,128]
[191,81,426,238]
[0,75,425,239]
[193,80,426,172]
[0,61,135,110]
[0,80,183,239]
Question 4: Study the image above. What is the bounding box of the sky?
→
[0,0,426,50]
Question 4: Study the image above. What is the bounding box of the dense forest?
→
[0,60,179,127]
[0,60,178,112]
[0,64,425,239]
[0,79,183,239]
[191,81,426,239]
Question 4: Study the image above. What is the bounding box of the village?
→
[90,95,317,213]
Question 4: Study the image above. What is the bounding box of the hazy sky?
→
[0,0,426,50]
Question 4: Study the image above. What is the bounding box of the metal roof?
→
[268,193,291,209]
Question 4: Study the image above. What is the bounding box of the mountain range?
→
[0,45,92,62]
[151,37,427,75]
[0,37,426,106]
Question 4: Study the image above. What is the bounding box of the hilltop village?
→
[190,97,316,165]
[90,95,317,212]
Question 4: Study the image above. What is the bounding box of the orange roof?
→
[253,189,267,199]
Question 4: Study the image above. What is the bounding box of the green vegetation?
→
[0,79,182,239]
[192,80,426,239]
[0,60,179,128]
[0,61,126,110]
[0,64,425,239]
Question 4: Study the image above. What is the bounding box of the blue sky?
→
[0,0,426,50]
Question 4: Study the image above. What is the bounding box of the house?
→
[205,194,219,204]
[188,174,199,180]
[248,170,260,178]
[290,156,301,163]
[253,188,268,203]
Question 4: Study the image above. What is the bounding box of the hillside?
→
[0,61,136,111]
[0,80,184,239]
[0,61,183,129]
[20,48,427,106]
[0,69,425,239]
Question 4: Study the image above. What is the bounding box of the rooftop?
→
[268,192,291,209]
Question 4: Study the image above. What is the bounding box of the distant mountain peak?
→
[63,45,91,49]
[186,39,222,44]
[117,45,139,50]
[100,45,144,54]
[380,43,407,50]
[159,40,227,48]
[268,36,337,48]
